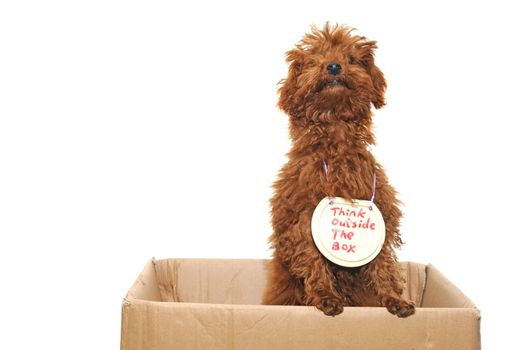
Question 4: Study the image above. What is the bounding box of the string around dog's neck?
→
[323,159,376,209]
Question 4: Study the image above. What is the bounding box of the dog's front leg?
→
[366,246,416,317]
[362,171,416,317]
[291,246,344,316]
[280,214,345,316]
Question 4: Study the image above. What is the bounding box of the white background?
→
[1,0,524,349]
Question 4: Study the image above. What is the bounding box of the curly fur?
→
[262,23,415,317]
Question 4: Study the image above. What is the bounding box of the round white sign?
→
[311,197,386,267]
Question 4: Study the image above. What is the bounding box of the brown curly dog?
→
[262,23,415,318]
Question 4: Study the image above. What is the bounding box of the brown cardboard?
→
[121,259,480,350]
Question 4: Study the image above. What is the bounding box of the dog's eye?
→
[349,58,356,65]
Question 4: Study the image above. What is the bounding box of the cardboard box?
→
[121,259,480,350]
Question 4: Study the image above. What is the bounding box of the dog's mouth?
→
[319,78,351,91]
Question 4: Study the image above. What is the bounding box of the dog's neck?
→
[288,118,375,153]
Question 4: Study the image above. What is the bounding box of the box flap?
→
[421,264,477,308]
[401,261,426,306]
[125,258,162,302]
[153,258,267,304]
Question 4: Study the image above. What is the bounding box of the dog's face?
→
[279,24,386,123]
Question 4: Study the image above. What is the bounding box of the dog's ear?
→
[369,64,386,109]
[278,48,305,113]
[360,41,387,109]
[284,47,305,83]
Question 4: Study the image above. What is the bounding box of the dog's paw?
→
[385,298,416,318]
[316,297,344,316]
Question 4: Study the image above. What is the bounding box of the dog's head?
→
[278,23,386,123]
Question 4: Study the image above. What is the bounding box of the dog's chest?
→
[295,149,375,200]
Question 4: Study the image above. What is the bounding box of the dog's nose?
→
[327,62,342,75]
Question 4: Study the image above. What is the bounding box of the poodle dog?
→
[262,23,415,318]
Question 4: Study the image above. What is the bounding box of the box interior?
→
[126,258,476,309]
